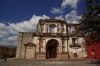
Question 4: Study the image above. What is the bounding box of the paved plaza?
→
[0,58,100,66]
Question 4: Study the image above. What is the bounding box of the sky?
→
[0,0,86,48]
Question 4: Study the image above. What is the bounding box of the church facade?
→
[16,19,87,59]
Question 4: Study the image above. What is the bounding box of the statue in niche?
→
[62,28,65,32]
[72,38,76,45]
[61,24,64,32]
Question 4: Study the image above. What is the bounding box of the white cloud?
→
[7,36,17,41]
[9,15,50,35]
[65,10,81,24]
[51,0,80,14]
[0,15,50,47]
[0,36,17,47]
[7,36,17,47]
[0,23,9,38]
[54,10,81,24]
[61,0,79,9]
[51,8,64,14]
[55,15,64,20]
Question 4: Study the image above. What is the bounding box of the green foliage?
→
[79,0,100,44]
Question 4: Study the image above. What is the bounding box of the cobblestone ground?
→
[0,58,100,66]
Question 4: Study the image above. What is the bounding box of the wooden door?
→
[49,46,57,58]
[74,53,77,58]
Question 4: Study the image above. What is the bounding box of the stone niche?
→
[24,43,36,59]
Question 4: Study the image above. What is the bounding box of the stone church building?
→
[16,19,87,59]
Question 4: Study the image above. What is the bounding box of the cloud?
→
[51,8,64,14]
[7,36,17,41]
[65,10,81,24]
[52,0,81,24]
[54,10,81,24]
[0,15,50,47]
[0,23,9,38]
[61,0,79,9]
[9,15,50,35]
[55,15,64,20]
[0,36,17,48]
[7,36,18,47]
[51,0,79,14]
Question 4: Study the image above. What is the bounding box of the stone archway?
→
[46,39,59,59]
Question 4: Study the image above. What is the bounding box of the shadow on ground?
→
[87,60,100,64]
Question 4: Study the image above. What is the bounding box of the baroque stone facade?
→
[16,19,87,59]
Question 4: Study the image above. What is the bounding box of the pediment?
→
[24,43,36,46]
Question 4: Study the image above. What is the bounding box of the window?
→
[50,26,55,33]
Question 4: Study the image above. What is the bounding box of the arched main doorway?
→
[46,39,59,59]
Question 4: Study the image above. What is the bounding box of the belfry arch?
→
[46,39,59,59]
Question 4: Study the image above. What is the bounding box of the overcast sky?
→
[0,0,86,48]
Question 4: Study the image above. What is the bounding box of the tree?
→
[79,0,100,45]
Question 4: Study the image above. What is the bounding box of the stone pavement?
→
[0,58,100,66]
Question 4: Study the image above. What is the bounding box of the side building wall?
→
[16,32,33,59]
[0,46,16,57]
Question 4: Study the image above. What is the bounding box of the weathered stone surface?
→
[16,19,87,59]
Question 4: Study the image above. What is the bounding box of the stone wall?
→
[16,32,34,59]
